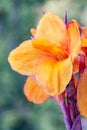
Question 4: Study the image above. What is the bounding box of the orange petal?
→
[35,12,68,50]
[8,40,41,75]
[8,40,72,95]
[56,56,73,94]
[77,69,87,118]
[32,40,72,95]
[8,39,67,75]
[67,20,81,59]
[35,56,72,95]
[24,76,49,104]
[8,40,57,75]
[32,39,68,60]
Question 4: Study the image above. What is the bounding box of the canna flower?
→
[8,12,81,104]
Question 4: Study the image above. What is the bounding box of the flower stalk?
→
[59,101,72,130]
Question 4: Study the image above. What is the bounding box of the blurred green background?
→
[0,0,87,130]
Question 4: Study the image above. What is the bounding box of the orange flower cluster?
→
[8,12,87,118]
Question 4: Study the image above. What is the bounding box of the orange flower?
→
[8,13,81,104]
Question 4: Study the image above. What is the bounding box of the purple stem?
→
[52,95,72,130]
[66,78,78,123]
[66,77,82,130]
[71,115,82,130]
[52,93,82,130]
[59,101,72,130]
